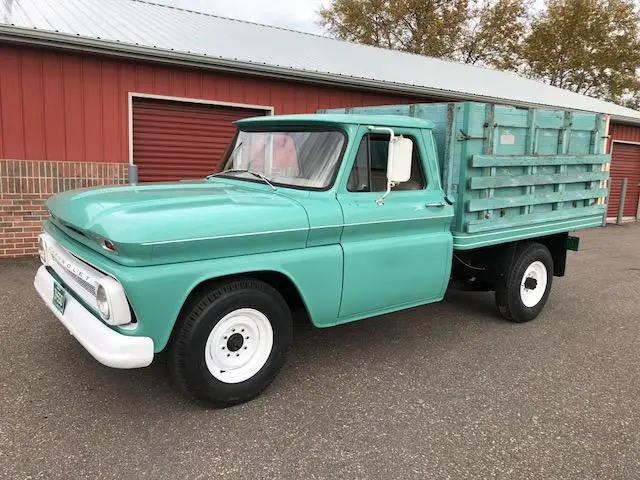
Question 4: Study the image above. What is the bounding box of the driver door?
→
[336,127,454,319]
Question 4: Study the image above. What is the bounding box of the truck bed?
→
[324,102,610,250]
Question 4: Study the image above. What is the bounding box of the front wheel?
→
[495,243,553,323]
[168,279,292,407]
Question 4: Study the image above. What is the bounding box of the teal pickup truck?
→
[34,102,610,407]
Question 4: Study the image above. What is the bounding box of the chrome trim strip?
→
[141,214,453,246]
[142,227,306,246]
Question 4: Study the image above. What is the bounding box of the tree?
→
[319,0,640,107]
[319,0,529,68]
[620,89,640,110]
[521,0,640,104]
[460,0,529,70]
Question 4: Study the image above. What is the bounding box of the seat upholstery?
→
[370,170,422,191]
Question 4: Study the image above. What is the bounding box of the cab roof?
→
[236,114,434,130]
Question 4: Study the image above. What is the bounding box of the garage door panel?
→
[134,111,260,124]
[134,132,237,142]
[134,154,223,163]
[135,146,223,155]
[133,98,267,182]
[608,143,640,217]
[133,118,242,131]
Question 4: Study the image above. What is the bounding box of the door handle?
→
[425,202,446,208]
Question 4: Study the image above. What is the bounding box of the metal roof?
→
[1,0,639,125]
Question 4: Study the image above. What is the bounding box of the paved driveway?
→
[1,223,639,479]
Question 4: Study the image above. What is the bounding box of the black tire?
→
[495,243,553,323]
[168,278,292,407]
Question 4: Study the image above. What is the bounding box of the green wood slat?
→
[524,110,537,214]
[554,112,572,211]
[466,206,606,233]
[586,114,605,208]
[442,103,457,196]
[480,104,497,222]
[469,171,608,189]
[471,154,609,167]
[526,166,537,214]
[467,188,608,212]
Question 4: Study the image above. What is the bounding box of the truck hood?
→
[45,181,309,265]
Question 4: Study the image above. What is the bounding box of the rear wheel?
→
[495,243,553,323]
[168,279,292,407]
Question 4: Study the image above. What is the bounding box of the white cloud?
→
[154,0,329,34]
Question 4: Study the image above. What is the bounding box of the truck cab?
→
[227,114,455,319]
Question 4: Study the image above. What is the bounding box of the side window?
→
[347,134,426,192]
[347,136,370,192]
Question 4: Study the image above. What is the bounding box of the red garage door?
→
[608,143,640,217]
[133,98,268,182]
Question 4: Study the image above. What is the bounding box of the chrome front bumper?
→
[34,266,154,368]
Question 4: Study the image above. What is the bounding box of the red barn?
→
[1,0,639,258]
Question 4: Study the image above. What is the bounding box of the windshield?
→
[216,129,345,189]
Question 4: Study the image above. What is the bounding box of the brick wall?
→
[0,160,128,258]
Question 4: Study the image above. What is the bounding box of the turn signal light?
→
[101,240,118,253]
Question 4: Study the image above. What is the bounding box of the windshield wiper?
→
[208,169,277,191]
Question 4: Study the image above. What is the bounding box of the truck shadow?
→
[50,289,504,411]
[289,289,501,357]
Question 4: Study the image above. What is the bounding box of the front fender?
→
[43,222,343,353]
[120,245,343,351]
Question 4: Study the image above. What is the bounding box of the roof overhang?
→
[1,25,639,126]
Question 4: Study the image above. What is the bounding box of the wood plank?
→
[442,103,457,197]
[524,110,537,215]
[467,188,609,212]
[465,206,606,233]
[471,154,609,167]
[554,112,572,211]
[469,171,608,189]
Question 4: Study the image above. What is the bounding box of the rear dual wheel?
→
[168,279,292,408]
[495,243,553,323]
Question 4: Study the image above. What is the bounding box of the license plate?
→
[53,281,67,315]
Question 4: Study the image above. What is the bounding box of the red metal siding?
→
[607,123,640,217]
[133,98,266,182]
[0,45,420,163]
[0,46,24,159]
[608,143,640,217]
[610,122,640,144]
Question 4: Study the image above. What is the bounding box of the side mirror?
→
[387,136,413,183]
[375,135,413,205]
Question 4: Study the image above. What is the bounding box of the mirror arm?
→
[367,126,395,141]
[368,126,396,207]
[376,180,396,206]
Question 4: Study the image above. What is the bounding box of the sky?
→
[153,0,329,35]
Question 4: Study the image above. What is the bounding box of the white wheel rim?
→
[204,308,273,384]
[520,261,548,308]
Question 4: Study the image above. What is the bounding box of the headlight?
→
[96,284,111,320]
[96,278,131,326]
[38,234,48,265]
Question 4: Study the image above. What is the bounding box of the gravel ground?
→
[1,223,639,479]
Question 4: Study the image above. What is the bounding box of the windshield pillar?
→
[265,133,274,176]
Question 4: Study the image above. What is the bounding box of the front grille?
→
[48,241,101,304]
[43,232,132,326]
[65,265,97,296]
